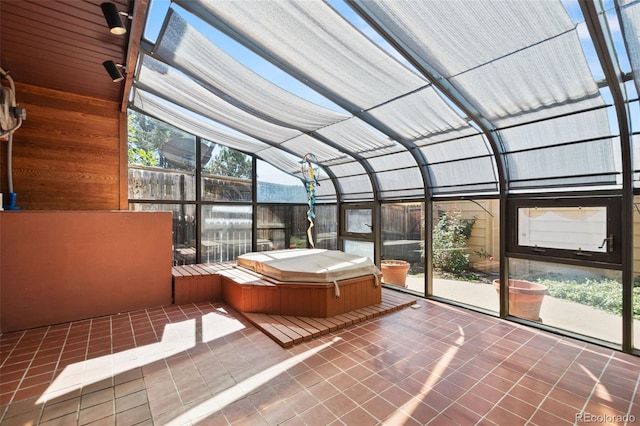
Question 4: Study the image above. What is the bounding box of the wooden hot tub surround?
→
[171,253,415,348]
[172,261,382,318]
[220,266,382,317]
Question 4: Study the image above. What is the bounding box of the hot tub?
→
[224,249,382,317]
[237,249,379,282]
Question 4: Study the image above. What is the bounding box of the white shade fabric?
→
[129,0,634,196]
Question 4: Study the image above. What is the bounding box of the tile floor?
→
[1,297,639,425]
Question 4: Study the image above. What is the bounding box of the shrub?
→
[289,235,307,248]
[538,277,640,320]
[432,211,476,274]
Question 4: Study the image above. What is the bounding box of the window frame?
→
[506,196,622,266]
[340,203,375,240]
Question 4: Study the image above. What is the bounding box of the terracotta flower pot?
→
[381,260,410,287]
[493,279,548,321]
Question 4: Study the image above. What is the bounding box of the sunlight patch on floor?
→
[166,337,342,425]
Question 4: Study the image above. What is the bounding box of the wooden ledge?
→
[242,288,418,347]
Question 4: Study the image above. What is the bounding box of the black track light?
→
[101,2,127,35]
[103,60,125,82]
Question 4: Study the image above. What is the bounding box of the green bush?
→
[289,235,307,248]
[432,211,476,274]
[538,278,640,320]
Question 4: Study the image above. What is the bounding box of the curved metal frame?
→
[580,0,634,353]
[127,0,639,355]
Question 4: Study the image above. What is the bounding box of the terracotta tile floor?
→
[1,297,639,425]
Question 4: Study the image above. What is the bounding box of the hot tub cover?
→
[236,249,380,283]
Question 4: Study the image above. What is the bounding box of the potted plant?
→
[493,279,548,321]
[381,260,410,287]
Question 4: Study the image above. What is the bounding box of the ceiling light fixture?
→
[103,60,125,82]
[100,2,129,35]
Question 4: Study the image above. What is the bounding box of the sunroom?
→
[1,0,639,424]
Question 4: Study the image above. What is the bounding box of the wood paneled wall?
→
[0,83,126,210]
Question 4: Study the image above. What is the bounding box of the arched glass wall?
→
[130,0,640,354]
[128,110,339,265]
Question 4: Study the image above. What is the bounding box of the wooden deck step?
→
[242,288,418,347]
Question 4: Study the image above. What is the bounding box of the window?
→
[517,206,607,252]
[341,204,374,238]
[257,160,307,203]
[340,204,374,260]
[431,199,500,311]
[128,112,196,201]
[507,257,623,343]
[202,143,252,202]
[201,205,252,263]
[128,110,256,265]
[381,202,425,294]
[507,197,622,265]
[314,204,338,250]
[256,205,309,251]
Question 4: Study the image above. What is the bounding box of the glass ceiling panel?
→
[275,137,373,197]
[315,118,404,158]
[333,174,374,199]
[135,0,635,198]
[313,182,338,202]
[421,134,491,164]
[326,162,369,178]
[150,8,385,201]
[427,157,498,195]
[366,151,421,172]
[378,188,425,199]
[255,147,304,178]
[132,89,350,195]
[450,31,603,127]
[175,0,427,111]
[505,138,619,188]
[420,133,498,195]
[356,0,605,126]
[155,10,348,132]
[367,86,475,142]
[499,108,613,152]
[137,54,301,144]
[375,168,424,198]
[279,134,351,166]
[131,89,269,154]
[499,108,619,189]
[413,128,483,146]
[619,0,640,99]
